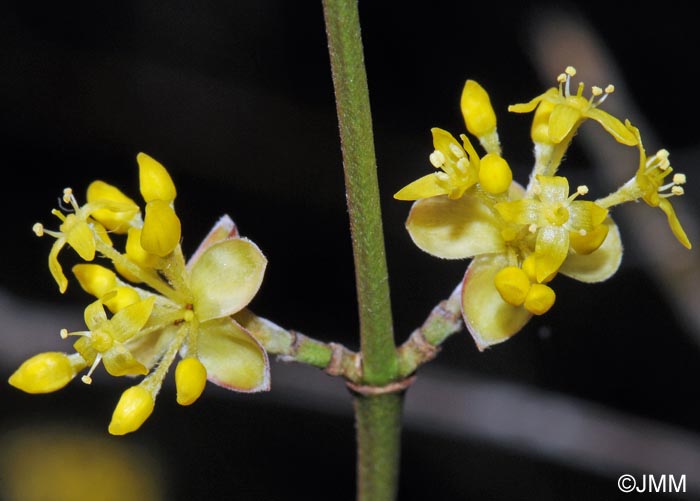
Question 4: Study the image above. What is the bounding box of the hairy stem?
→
[323,0,401,499]
[323,0,397,384]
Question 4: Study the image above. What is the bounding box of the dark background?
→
[2,1,700,500]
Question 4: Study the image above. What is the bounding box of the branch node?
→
[346,375,417,396]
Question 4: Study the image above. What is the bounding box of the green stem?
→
[322,0,397,384]
[323,1,401,500]
[354,394,402,501]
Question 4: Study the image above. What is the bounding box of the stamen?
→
[557,73,567,84]
[565,66,577,77]
[455,157,469,174]
[591,86,603,97]
[435,172,450,182]
[62,188,73,204]
[577,185,589,196]
[60,328,68,339]
[672,186,684,196]
[32,223,44,237]
[576,82,585,97]
[448,143,465,158]
[429,150,445,168]
[528,223,538,233]
[605,84,615,94]
[81,354,103,385]
[673,173,687,185]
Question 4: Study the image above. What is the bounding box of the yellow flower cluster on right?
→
[395,67,691,350]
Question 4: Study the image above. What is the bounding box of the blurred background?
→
[2,1,700,499]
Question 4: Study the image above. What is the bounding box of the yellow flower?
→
[404,180,622,349]
[395,80,513,201]
[398,75,632,349]
[13,159,270,435]
[494,176,609,282]
[508,66,637,146]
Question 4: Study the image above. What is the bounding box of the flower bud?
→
[524,283,556,315]
[494,266,530,306]
[108,386,155,436]
[87,180,139,233]
[138,153,176,203]
[461,80,497,138]
[73,264,117,298]
[478,153,512,194]
[175,357,207,406]
[9,352,77,394]
[141,200,181,257]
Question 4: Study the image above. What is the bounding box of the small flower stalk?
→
[395,67,692,350]
[10,153,270,434]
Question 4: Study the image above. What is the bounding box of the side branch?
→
[396,284,464,378]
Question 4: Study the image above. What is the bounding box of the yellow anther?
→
[591,86,603,96]
[32,223,44,237]
[605,84,615,94]
[494,266,531,306]
[455,157,470,174]
[449,143,465,158]
[478,153,512,195]
[565,66,577,77]
[672,186,685,196]
[62,188,73,204]
[657,149,670,160]
[673,173,687,185]
[60,328,69,339]
[524,283,556,315]
[429,150,445,167]
[577,185,589,196]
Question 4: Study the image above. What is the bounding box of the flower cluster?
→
[10,154,270,434]
[395,67,691,350]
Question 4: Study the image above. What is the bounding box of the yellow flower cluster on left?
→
[10,154,270,435]
[395,68,692,350]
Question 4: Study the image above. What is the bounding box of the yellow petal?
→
[197,318,270,392]
[548,104,582,144]
[137,153,176,203]
[530,99,556,144]
[537,175,569,204]
[431,128,463,161]
[659,199,692,249]
[507,88,557,114]
[494,199,539,225]
[587,108,638,146]
[190,238,267,322]
[406,194,505,259]
[569,201,608,229]
[9,352,81,394]
[462,255,532,350]
[48,238,69,293]
[461,80,497,137]
[66,220,96,261]
[534,226,569,282]
[394,173,449,201]
[560,218,622,283]
[109,386,155,436]
[84,299,108,330]
[109,297,155,342]
[175,357,207,406]
[102,344,148,377]
[141,200,181,257]
[569,224,609,255]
